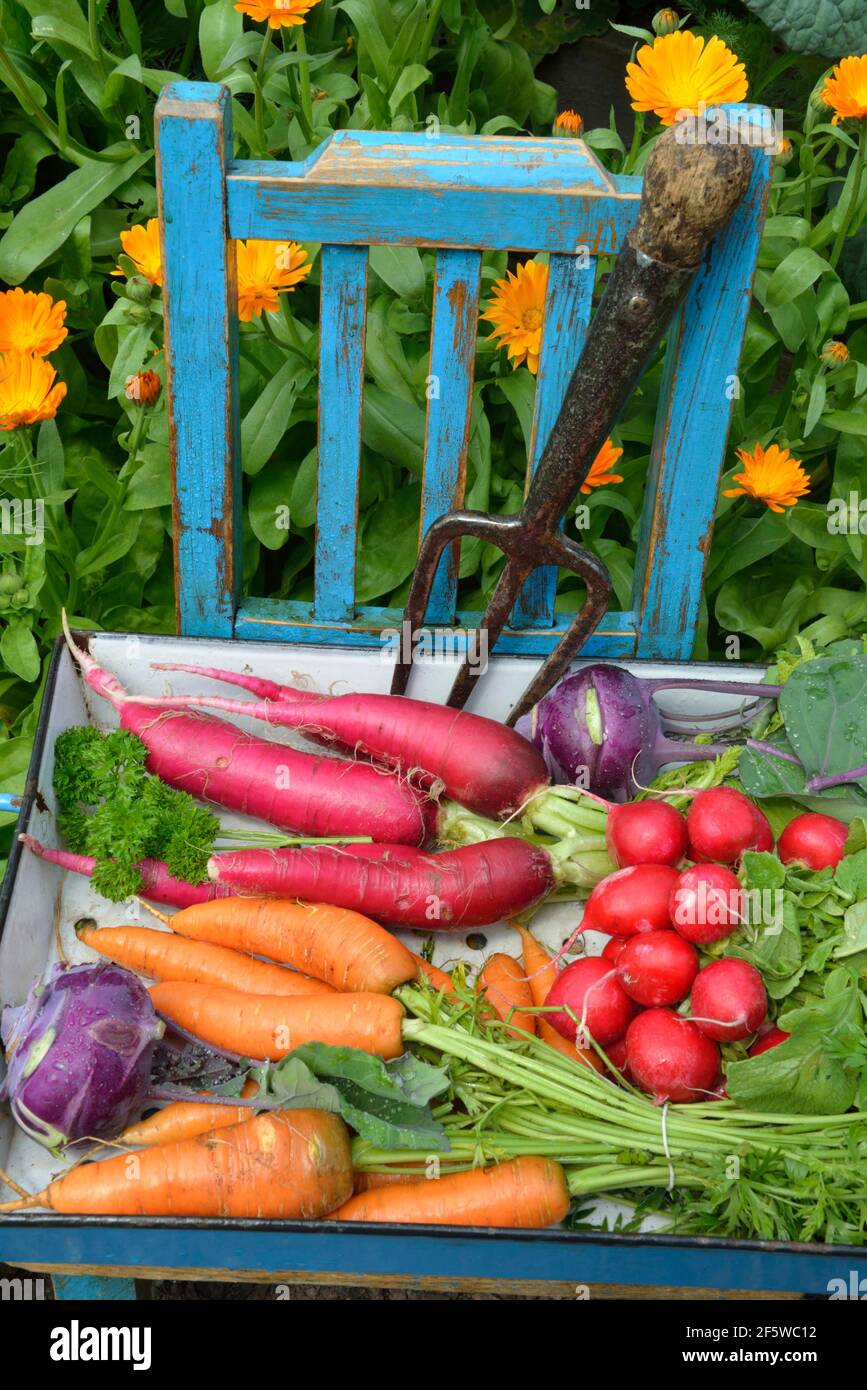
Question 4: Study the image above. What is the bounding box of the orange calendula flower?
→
[114,219,162,287]
[626,31,748,126]
[554,109,583,136]
[0,352,67,431]
[235,240,312,322]
[580,439,624,494]
[482,260,548,375]
[234,0,322,28]
[821,339,849,365]
[0,289,67,357]
[125,370,162,405]
[723,442,809,513]
[821,55,867,125]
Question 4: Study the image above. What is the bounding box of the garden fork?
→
[391,120,754,723]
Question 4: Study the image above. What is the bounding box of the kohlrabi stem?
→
[806,764,867,792]
[745,739,802,767]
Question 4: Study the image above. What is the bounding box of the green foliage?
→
[742,0,867,57]
[0,0,865,860]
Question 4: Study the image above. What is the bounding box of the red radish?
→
[605,1036,631,1078]
[686,786,770,865]
[751,806,774,852]
[625,1008,720,1103]
[601,937,627,964]
[545,957,635,1047]
[128,662,551,820]
[21,836,229,907]
[62,622,432,847]
[207,838,555,929]
[605,800,687,869]
[748,1025,790,1057]
[616,930,698,1007]
[580,864,679,938]
[778,812,848,870]
[669,863,743,945]
[690,958,767,1042]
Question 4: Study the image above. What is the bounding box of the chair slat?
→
[420,249,482,625]
[633,110,773,658]
[156,84,240,637]
[510,251,595,630]
[314,244,368,623]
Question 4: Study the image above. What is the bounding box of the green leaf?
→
[0,620,40,683]
[241,360,312,477]
[199,0,244,83]
[263,1042,449,1151]
[388,63,431,115]
[835,901,867,960]
[368,245,426,300]
[496,370,537,457]
[0,151,151,285]
[124,450,172,511]
[249,457,300,550]
[765,247,832,309]
[29,13,94,55]
[726,971,863,1114]
[821,410,867,437]
[74,511,140,578]
[355,485,422,603]
[107,323,153,400]
[362,385,425,474]
[780,654,867,795]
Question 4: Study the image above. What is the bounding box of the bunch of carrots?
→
[1,896,577,1229]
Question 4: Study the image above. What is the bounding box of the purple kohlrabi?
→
[515,664,780,802]
[0,961,163,1152]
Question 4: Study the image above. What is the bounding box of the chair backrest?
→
[154,82,773,661]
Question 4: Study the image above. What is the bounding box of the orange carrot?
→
[149,981,405,1060]
[0,1112,352,1217]
[332,1156,569,1227]
[517,926,603,1071]
[353,1169,426,1192]
[408,950,455,992]
[77,925,334,997]
[477,952,536,1037]
[117,1080,259,1148]
[168,897,416,994]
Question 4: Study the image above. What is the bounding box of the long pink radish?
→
[132,662,550,819]
[207,839,555,929]
[21,836,230,906]
[62,622,433,846]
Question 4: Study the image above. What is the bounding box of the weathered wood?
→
[633,105,774,658]
[421,249,481,624]
[228,130,635,255]
[314,244,368,623]
[156,82,241,637]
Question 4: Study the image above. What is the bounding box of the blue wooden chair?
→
[14,86,784,1302]
[155,82,774,662]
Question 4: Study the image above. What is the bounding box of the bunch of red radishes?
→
[543,786,849,1104]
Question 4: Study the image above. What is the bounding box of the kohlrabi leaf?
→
[261,1044,450,1151]
[779,656,867,797]
[742,0,867,56]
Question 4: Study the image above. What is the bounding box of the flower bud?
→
[124,370,162,405]
[125,275,153,305]
[553,109,583,137]
[652,9,680,36]
[821,340,849,366]
[10,588,30,609]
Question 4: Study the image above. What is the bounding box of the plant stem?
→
[87,0,108,79]
[830,122,867,268]
[254,27,274,157]
[623,111,645,175]
[295,27,315,138]
[419,0,445,61]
